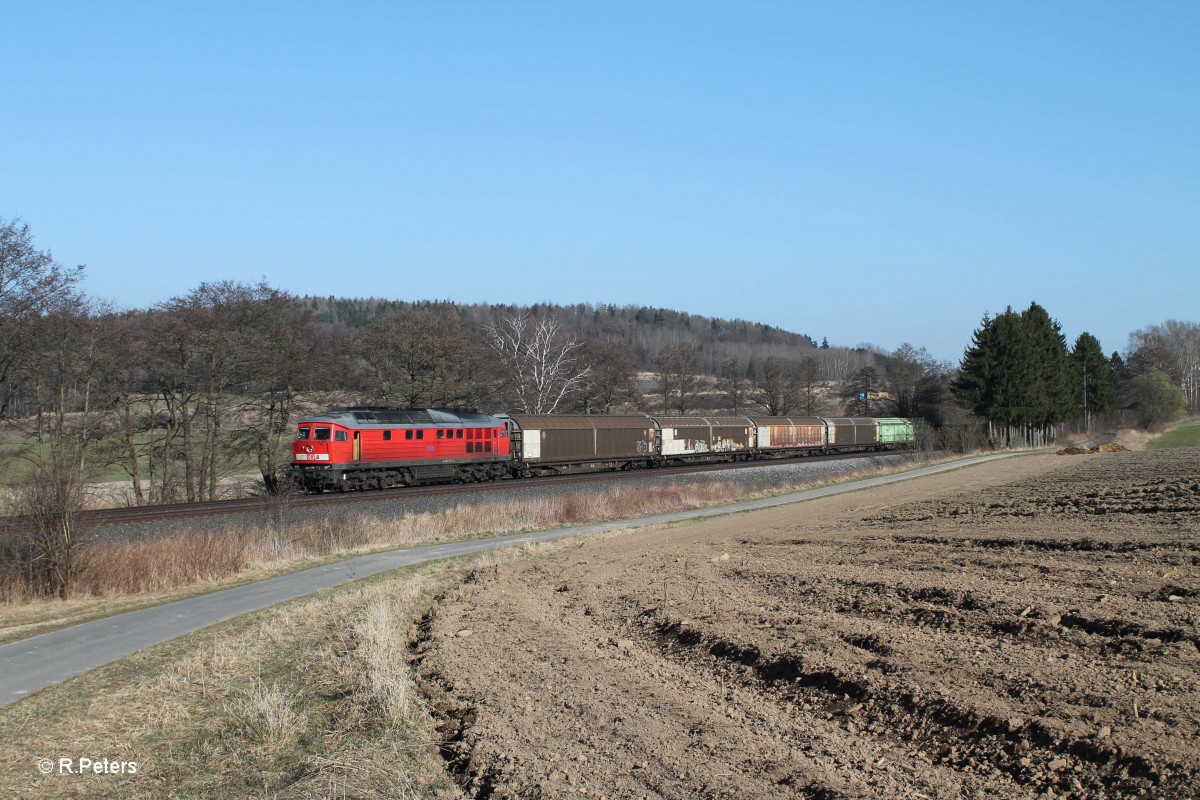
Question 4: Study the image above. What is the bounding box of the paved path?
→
[0,453,1020,707]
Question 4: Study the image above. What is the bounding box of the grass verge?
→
[1146,419,1200,450]
[0,560,475,799]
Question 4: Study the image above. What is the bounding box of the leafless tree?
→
[230,288,332,493]
[718,358,749,412]
[355,306,494,409]
[140,303,206,502]
[9,446,87,599]
[793,356,823,415]
[884,343,945,419]
[487,313,591,414]
[573,340,641,413]
[142,281,284,501]
[751,356,799,415]
[0,218,84,418]
[841,365,885,415]
[655,344,702,414]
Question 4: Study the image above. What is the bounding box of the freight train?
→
[290,408,916,492]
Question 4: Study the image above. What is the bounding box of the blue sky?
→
[3,1,1196,362]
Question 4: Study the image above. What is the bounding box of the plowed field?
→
[414,450,1200,799]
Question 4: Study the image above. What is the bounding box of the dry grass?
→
[351,579,430,726]
[1,453,943,640]
[0,566,461,799]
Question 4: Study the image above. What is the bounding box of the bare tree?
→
[884,343,944,420]
[230,289,332,493]
[355,306,493,408]
[140,304,205,502]
[90,312,168,505]
[141,281,276,501]
[487,313,591,414]
[717,358,749,412]
[841,365,885,415]
[0,218,84,418]
[573,340,641,413]
[794,356,823,415]
[10,446,87,599]
[751,356,798,415]
[655,344,702,414]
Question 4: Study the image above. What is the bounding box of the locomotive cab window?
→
[437,429,444,439]
[296,427,310,440]
[405,430,413,440]
[383,430,391,441]
[335,430,348,442]
[313,427,331,441]
[417,430,424,440]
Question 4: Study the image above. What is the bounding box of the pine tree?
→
[1069,332,1117,433]
[1020,303,1072,445]
[954,303,1076,447]
[953,312,997,424]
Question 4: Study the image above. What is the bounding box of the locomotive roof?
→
[300,407,504,426]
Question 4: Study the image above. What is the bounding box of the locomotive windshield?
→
[296,427,310,440]
[313,427,331,441]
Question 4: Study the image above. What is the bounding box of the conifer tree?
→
[1020,302,1073,443]
[1069,332,1117,432]
[954,303,1075,447]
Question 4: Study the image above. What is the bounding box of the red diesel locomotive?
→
[291,407,510,492]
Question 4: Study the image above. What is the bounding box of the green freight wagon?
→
[875,418,916,447]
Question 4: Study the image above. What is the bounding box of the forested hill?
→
[299,296,856,373]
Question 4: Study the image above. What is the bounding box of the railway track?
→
[61,450,900,530]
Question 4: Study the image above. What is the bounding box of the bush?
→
[1130,368,1186,430]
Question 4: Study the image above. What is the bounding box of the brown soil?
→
[413,450,1200,799]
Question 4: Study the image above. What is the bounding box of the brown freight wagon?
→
[747,416,827,454]
[653,415,755,462]
[821,417,879,448]
[501,414,656,475]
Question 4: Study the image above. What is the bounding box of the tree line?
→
[953,303,1193,446]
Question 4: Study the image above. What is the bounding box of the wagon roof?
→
[653,415,753,427]
[744,416,826,426]
[499,414,654,430]
[298,407,505,427]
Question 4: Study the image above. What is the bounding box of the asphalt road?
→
[0,453,1018,708]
